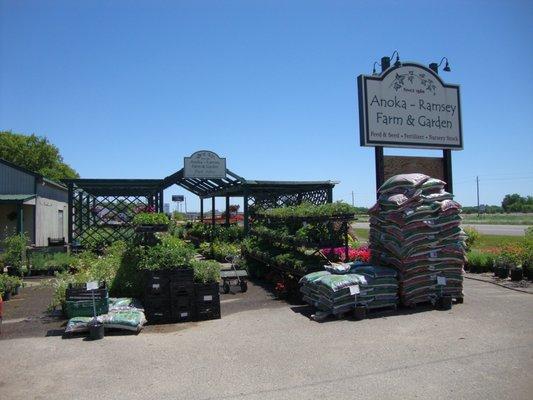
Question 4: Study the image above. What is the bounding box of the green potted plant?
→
[132,212,170,232]
[495,247,520,279]
[2,233,28,276]
[11,276,23,295]
[0,275,13,301]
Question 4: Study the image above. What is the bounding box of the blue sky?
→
[1,0,532,211]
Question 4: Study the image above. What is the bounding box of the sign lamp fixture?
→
[430,57,452,74]
[372,50,401,75]
[390,50,401,68]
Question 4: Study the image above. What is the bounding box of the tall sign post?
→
[358,55,462,197]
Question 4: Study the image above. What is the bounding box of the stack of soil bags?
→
[65,298,147,334]
[299,263,399,317]
[369,174,466,306]
[350,264,399,309]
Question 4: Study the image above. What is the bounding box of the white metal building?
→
[0,158,69,247]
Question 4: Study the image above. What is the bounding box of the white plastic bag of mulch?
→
[100,310,147,332]
[65,316,99,333]
[324,263,351,274]
[378,173,430,194]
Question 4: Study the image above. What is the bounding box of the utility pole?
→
[476,176,480,217]
[351,191,355,207]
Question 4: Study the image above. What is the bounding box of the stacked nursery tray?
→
[143,268,195,323]
[368,174,466,307]
[143,268,221,323]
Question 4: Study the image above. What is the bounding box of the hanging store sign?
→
[184,150,226,179]
[358,63,462,150]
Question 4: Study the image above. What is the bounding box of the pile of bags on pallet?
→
[299,262,399,316]
[65,298,147,334]
[369,173,466,306]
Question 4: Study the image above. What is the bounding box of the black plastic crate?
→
[145,307,173,324]
[170,281,194,295]
[195,301,221,321]
[194,282,220,304]
[144,277,171,296]
[170,268,194,284]
[171,305,195,322]
[171,292,194,308]
[143,295,171,309]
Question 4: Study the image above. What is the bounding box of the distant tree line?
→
[462,205,503,214]
[0,130,78,181]
[462,194,533,214]
[501,194,533,213]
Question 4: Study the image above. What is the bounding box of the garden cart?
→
[221,255,248,294]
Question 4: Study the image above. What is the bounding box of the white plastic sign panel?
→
[437,276,447,286]
[184,150,226,179]
[358,63,462,150]
[86,281,98,291]
[349,285,360,295]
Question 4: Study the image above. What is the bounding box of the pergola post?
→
[67,183,73,244]
[77,192,83,236]
[159,189,164,212]
[211,196,216,227]
[327,187,333,203]
[225,196,230,226]
[243,191,249,235]
[16,203,24,235]
[200,197,204,222]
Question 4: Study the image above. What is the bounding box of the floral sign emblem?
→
[390,70,437,95]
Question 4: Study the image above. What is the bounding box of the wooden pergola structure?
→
[64,168,337,245]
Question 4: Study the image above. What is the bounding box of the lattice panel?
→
[248,188,330,214]
[72,188,156,247]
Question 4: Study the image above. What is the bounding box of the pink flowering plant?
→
[321,246,371,263]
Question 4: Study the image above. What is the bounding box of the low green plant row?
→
[199,240,241,262]
[241,237,322,275]
[465,251,495,273]
[185,223,244,243]
[30,252,74,272]
[132,212,170,226]
[255,202,357,219]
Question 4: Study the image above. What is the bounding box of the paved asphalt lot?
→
[353,222,529,236]
[1,279,532,400]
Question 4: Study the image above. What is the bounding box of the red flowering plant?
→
[320,246,371,263]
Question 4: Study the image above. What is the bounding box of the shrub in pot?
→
[191,259,221,285]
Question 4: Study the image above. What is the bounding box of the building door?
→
[58,210,64,238]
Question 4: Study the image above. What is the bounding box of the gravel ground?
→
[0,277,64,340]
[0,279,532,400]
